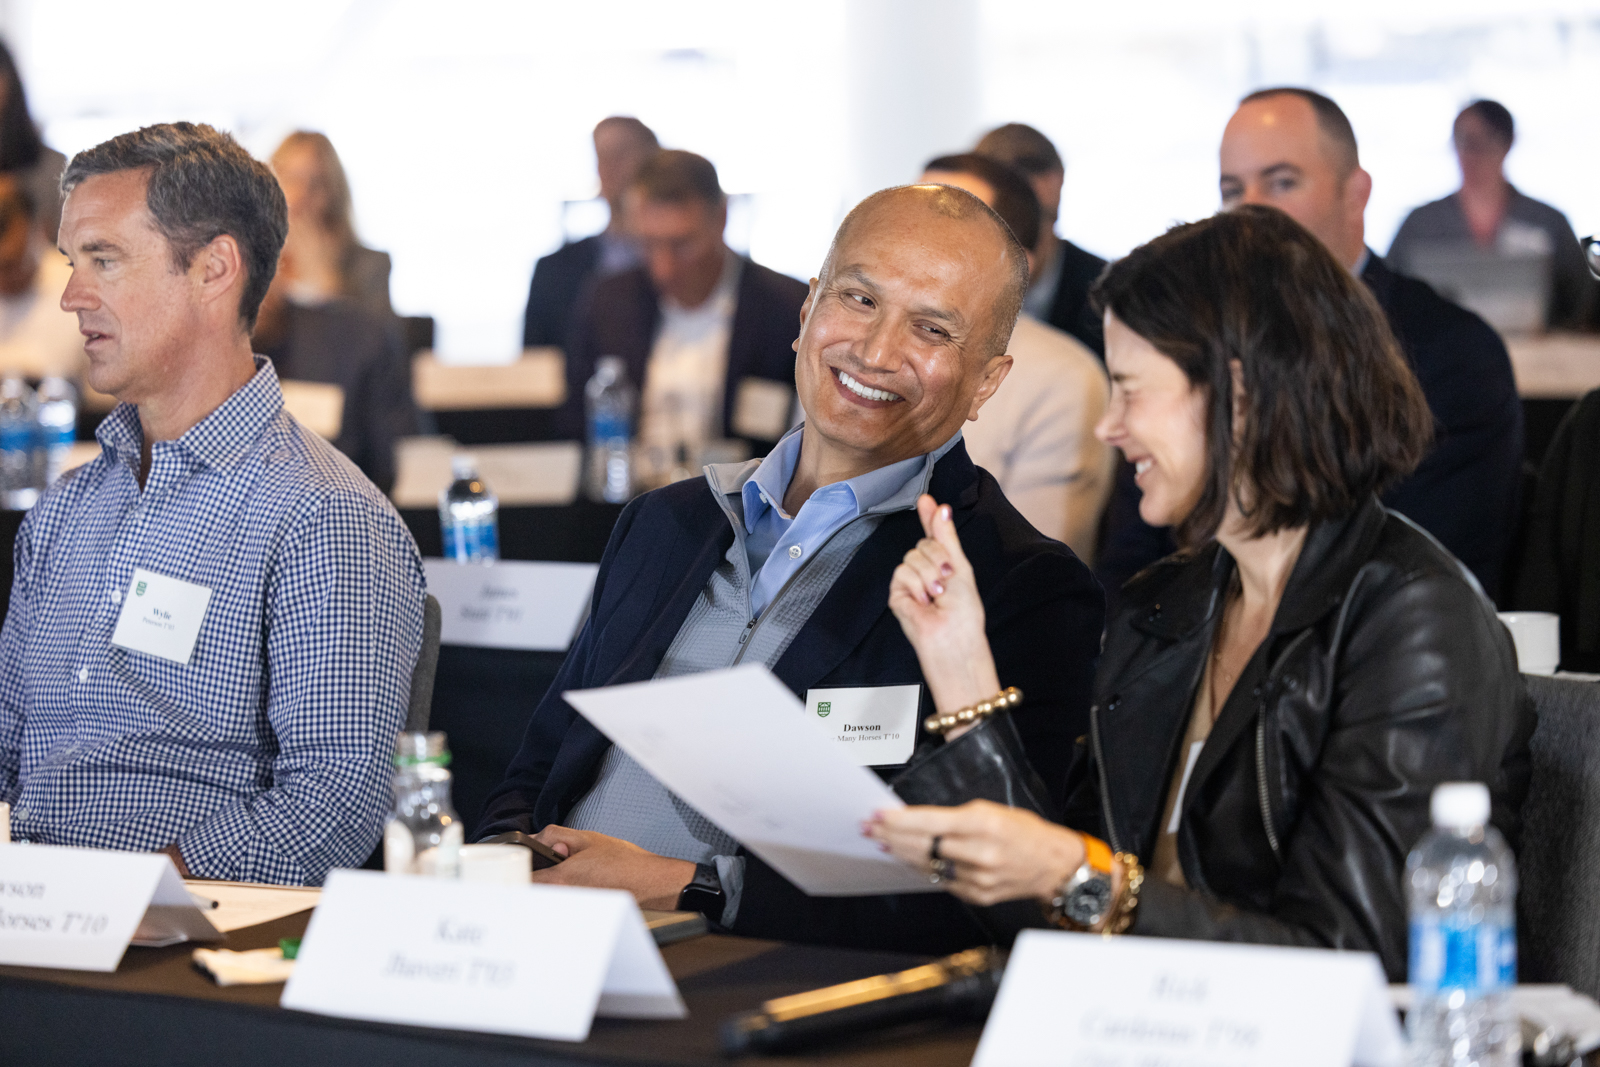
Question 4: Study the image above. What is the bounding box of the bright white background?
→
[3,0,1596,361]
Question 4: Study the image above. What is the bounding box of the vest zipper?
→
[730,517,861,667]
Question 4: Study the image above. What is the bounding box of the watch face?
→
[1064,876,1115,925]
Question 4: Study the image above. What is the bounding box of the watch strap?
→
[676,861,726,925]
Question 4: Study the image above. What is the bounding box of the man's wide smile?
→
[833,367,904,404]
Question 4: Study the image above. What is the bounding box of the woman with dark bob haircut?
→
[867,205,1533,980]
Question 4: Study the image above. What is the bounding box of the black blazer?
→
[259,300,420,494]
[1066,498,1532,980]
[477,440,1105,954]
[522,235,603,350]
[1043,238,1108,358]
[1096,251,1525,606]
[1362,253,1524,598]
[558,257,810,450]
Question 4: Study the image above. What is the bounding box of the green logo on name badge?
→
[135,581,147,597]
[816,701,831,718]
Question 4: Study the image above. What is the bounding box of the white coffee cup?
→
[1498,612,1561,675]
[459,842,533,884]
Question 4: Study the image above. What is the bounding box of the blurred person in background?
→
[1389,100,1596,332]
[0,39,65,243]
[0,174,83,382]
[261,132,417,494]
[919,153,1112,561]
[562,149,808,480]
[1098,87,1523,607]
[523,116,659,350]
[269,131,393,320]
[974,122,1106,357]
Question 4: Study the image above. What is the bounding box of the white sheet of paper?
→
[280,870,683,1041]
[565,665,939,896]
[182,880,322,934]
[974,931,1404,1067]
[803,684,920,766]
[424,558,598,651]
[0,846,219,970]
[110,567,213,665]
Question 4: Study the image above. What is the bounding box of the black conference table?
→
[0,909,982,1067]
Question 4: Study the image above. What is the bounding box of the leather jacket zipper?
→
[1253,628,1314,862]
[730,518,860,667]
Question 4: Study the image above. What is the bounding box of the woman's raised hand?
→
[888,494,1002,719]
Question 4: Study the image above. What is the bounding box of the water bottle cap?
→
[1431,781,1490,828]
[450,455,477,480]
[597,355,627,378]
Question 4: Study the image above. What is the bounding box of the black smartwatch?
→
[676,862,726,924]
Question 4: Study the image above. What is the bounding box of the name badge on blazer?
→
[803,685,920,767]
[110,567,213,666]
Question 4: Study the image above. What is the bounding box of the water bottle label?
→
[1409,917,1515,994]
[442,517,499,562]
[0,426,29,452]
[590,412,630,446]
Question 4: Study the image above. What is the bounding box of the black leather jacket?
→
[1061,497,1534,980]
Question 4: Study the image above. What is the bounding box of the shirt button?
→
[78,668,88,683]
[788,545,802,559]
[111,588,122,604]
[13,807,26,820]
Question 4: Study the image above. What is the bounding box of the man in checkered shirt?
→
[0,123,426,885]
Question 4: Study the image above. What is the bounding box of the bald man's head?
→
[791,184,1025,474]
[1220,89,1371,269]
[820,184,1028,360]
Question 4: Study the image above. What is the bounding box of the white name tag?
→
[280,870,684,1041]
[110,567,213,665]
[423,558,598,651]
[974,931,1404,1067]
[0,846,222,971]
[804,685,920,766]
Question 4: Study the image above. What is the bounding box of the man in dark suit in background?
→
[479,184,1104,955]
[562,149,808,476]
[975,123,1107,358]
[1098,88,1524,607]
[521,116,658,350]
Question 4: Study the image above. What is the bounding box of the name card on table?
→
[424,558,599,651]
[0,845,222,971]
[973,931,1404,1067]
[281,869,684,1042]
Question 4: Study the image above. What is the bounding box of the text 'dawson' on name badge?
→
[974,930,1404,1067]
[804,685,920,766]
[281,869,684,1041]
[110,567,213,665]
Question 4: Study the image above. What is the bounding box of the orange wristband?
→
[1081,833,1113,876]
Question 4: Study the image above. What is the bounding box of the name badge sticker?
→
[803,684,920,766]
[110,567,213,665]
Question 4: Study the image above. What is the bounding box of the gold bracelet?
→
[923,687,1023,736]
[1104,852,1144,937]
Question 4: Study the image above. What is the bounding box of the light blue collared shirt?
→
[739,425,962,618]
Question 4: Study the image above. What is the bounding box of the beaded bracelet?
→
[922,686,1023,736]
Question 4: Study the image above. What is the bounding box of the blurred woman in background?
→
[270,131,394,319]
[869,206,1533,981]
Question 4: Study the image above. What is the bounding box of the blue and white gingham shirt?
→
[0,359,425,885]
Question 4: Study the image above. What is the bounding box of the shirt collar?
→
[1351,247,1371,279]
[734,423,964,527]
[95,356,285,472]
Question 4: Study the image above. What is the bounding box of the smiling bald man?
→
[477,184,1104,954]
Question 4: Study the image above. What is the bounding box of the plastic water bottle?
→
[0,376,38,510]
[34,377,77,490]
[383,731,463,878]
[438,455,498,563]
[585,355,635,504]
[1406,782,1519,1066]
